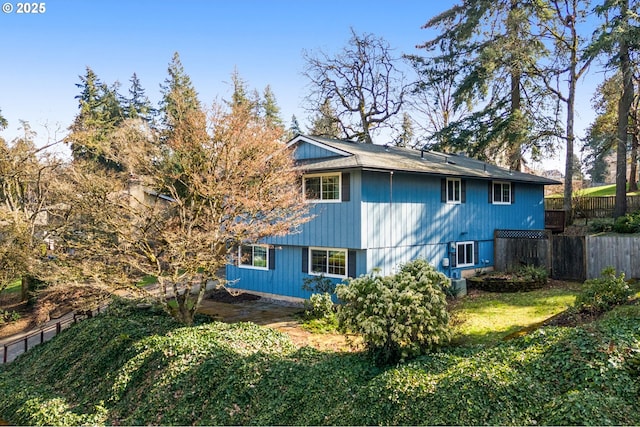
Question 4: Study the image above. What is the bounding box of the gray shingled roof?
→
[291,135,560,185]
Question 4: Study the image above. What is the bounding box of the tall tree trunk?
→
[507,0,523,172]
[563,3,579,226]
[614,0,633,218]
[509,71,523,171]
[630,76,639,192]
[630,133,638,191]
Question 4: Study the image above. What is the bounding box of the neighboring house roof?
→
[289,135,560,185]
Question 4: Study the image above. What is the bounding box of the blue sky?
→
[1,0,603,170]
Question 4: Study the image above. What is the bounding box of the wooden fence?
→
[495,230,640,281]
[494,229,551,272]
[552,236,586,281]
[545,195,640,218]
[586,235,640,279]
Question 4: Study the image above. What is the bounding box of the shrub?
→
[516,265,548,283]
[336,259,451,365]
[589,218,614,233]
[574,267,632,314]
[612,210,640,234]
[303,292,335,320]
[0,309,20,325]
[302,274,336,294]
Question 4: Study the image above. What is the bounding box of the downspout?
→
[389,171,394,269]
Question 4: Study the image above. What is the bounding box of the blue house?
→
[226,135,558,300]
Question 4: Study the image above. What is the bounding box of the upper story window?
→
[492,181,512,204]
[304,173,341,202]
[238,244,269,270]
[446,178,461,204]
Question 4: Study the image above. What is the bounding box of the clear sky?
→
[1,0,603,170]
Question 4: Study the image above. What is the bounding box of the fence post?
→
[3,345,7,364]
[56,322,61,335]
[24,337,28,354]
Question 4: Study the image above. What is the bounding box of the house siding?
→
[267,170,362,249]
[226,137,550,299]
[226,246,367,299]
[359,170,545,276]
[294,141,344,160]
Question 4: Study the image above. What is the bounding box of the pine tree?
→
[397,113,414,147]
[66,67,124,171]
[123,73,153,122]
[226,68,260,114]
[584,75,622,183]
[589,0,640,216]
[262,85,284,129]
[159,52,206,150]
[420,0,554,170]
[0,108,7,130]
[290,115,301,135]
[308,98,342,138]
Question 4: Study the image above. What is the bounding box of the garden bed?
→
[467,272,547,293]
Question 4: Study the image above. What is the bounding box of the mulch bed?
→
[206,288,261,304]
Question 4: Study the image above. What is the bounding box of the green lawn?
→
[450,282,582,345]
[549,183,640,198]
[1,278,22,295]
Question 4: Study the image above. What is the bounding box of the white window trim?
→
[492,181,512,205]
[303,172,342,203]
[446,178,462,204]
[456,241,475,267]
[238,244,269,270]
[309,247,348,278]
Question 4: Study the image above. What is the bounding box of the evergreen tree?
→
[308,97,342,139]
[290,115,301,136]
[226,68,260,115]
[66,67,124,171]
[262,85,284,129]
[420,0,555,170]
[589,0,640,216]
[0,108,7,130]
[159,52,206,150]
[123,73,153,122]
[397,113,414,147]
[584,74,624,183]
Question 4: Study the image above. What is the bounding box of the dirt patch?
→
[0,294,36,340]
[199,290,362,352]
[206,287,261,303]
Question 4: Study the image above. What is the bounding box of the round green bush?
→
[574,267,632,314]
[336,259,451,365]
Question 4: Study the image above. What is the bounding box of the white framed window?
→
[492,181,512,204]
[456,241,475,267]
[446,178,461,204]
[239,244,269,270]
[309,247,347,278]
[303,173,341,202]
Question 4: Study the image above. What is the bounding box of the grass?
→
[136,275,158,287]
[548,183,640,198]
[1,278,22,295]
[449,282,582,345]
